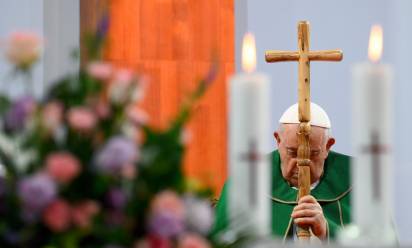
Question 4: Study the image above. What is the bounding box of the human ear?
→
[274,131,281,146]
[325,137,335,151]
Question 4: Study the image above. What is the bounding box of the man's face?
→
[274,124,335,187]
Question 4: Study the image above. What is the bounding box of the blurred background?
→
[0,0,233,200]
[1,0,411,245]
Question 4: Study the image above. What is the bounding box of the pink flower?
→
[113,68,134,84]
[149,192,186,238]
[109,84,130,104]
[87,61,113,81]
[126,106,149,125]
[42,101,63,131]
[108,68,138,104]
[148,235,172,248]
[95,101,111,119]
[132,75,150,103]
[151,191,185,219]
[179,128,192,145]
[121,163,137,180]
[5,32,42,70]
[46,152,81,184]
[133,236,172,248]
[67,107,97,132]
[43,199,71,232]
[178,233,211,248]
[71,200,100,229]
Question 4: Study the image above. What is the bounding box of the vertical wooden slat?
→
[81,0,234,195]
[80,0,109,63]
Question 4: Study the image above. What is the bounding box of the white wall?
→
[0,0,79,99]
[236,0,412,244]
[43,0,80,87]
[0,0,44,99]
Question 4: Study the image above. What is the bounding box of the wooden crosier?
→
[265,21,343,241]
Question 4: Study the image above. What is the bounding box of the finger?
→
[294,216,316,226]
[293,203,318,212]
[291,209,319,219]
[298,195,317,204]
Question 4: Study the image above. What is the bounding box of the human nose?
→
[289,158,298,168]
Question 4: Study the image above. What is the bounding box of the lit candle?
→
[342,25,396,245]
[228,33,271,237]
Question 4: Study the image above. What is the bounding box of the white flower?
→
[109,68,136,104]
[184,195,214,234]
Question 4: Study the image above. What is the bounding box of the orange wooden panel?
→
[80,0,110,63]
[84,0,234,195]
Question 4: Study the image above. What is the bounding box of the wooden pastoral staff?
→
[265,21,343,242]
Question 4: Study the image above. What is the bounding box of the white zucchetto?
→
[279,102,331,128]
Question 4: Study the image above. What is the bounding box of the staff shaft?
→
[296,20,312,242]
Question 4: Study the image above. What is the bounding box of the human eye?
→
[287,148,297,157]
[311,150,320,157]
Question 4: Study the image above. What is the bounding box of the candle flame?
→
[242,33,256,73]
[368,25,383,63]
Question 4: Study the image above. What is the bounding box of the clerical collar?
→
[290,181,320,191]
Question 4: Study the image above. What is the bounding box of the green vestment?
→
[212,150,352,241]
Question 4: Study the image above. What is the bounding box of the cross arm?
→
[265,49,343,62]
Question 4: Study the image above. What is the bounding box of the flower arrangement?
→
[0,18,220,248]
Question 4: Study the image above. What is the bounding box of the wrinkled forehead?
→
[280,124,326,147]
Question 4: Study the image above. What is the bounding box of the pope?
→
[212,102,351,242]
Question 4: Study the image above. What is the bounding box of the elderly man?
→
[212,103,351,241]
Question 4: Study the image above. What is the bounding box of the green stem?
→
[24,70,34,97]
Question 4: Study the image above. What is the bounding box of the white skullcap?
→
[279,102,331,128]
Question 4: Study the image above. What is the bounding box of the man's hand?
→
[291,195,327,239]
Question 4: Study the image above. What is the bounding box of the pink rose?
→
[151,191,185,219]
[42,101,63,131]
[6,32,42,70]
[87,61,113,81]
[67,107,97,132]
[178,233,211,248]
[46,152,81,184]
[43,199,71,232]
[71,200,100,229]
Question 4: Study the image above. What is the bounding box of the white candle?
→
[228,33,271,237]
[348,25,396,245]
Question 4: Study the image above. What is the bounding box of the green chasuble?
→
[212,150,352,241]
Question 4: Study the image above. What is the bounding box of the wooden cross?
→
[265,21,343,241]
[240,140,262,207]
[265,21,343,121]
[362,131,389,201]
